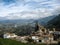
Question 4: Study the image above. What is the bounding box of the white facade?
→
[32,36,39,42]
[49,37,53,41]
[32,36,39,40]
[3,33,17,38]
[49,31,53,34]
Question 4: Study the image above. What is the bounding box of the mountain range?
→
[0,15,56,26]
[47,14,60,29]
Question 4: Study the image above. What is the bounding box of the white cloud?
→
[0,0,60,20]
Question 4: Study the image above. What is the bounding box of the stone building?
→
[3,33,17,39]
[31,23,58,44]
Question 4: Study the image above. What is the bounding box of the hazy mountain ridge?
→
[37,15,56,25]
[47,14,60,29]
[0,15,56,26]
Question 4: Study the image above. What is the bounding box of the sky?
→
[0,0,60,20]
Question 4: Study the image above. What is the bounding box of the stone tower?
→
[53,28,56,32]
[35,21,39,32]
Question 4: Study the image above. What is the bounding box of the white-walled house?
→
[3,33,17,39]
[31,36,39,42]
